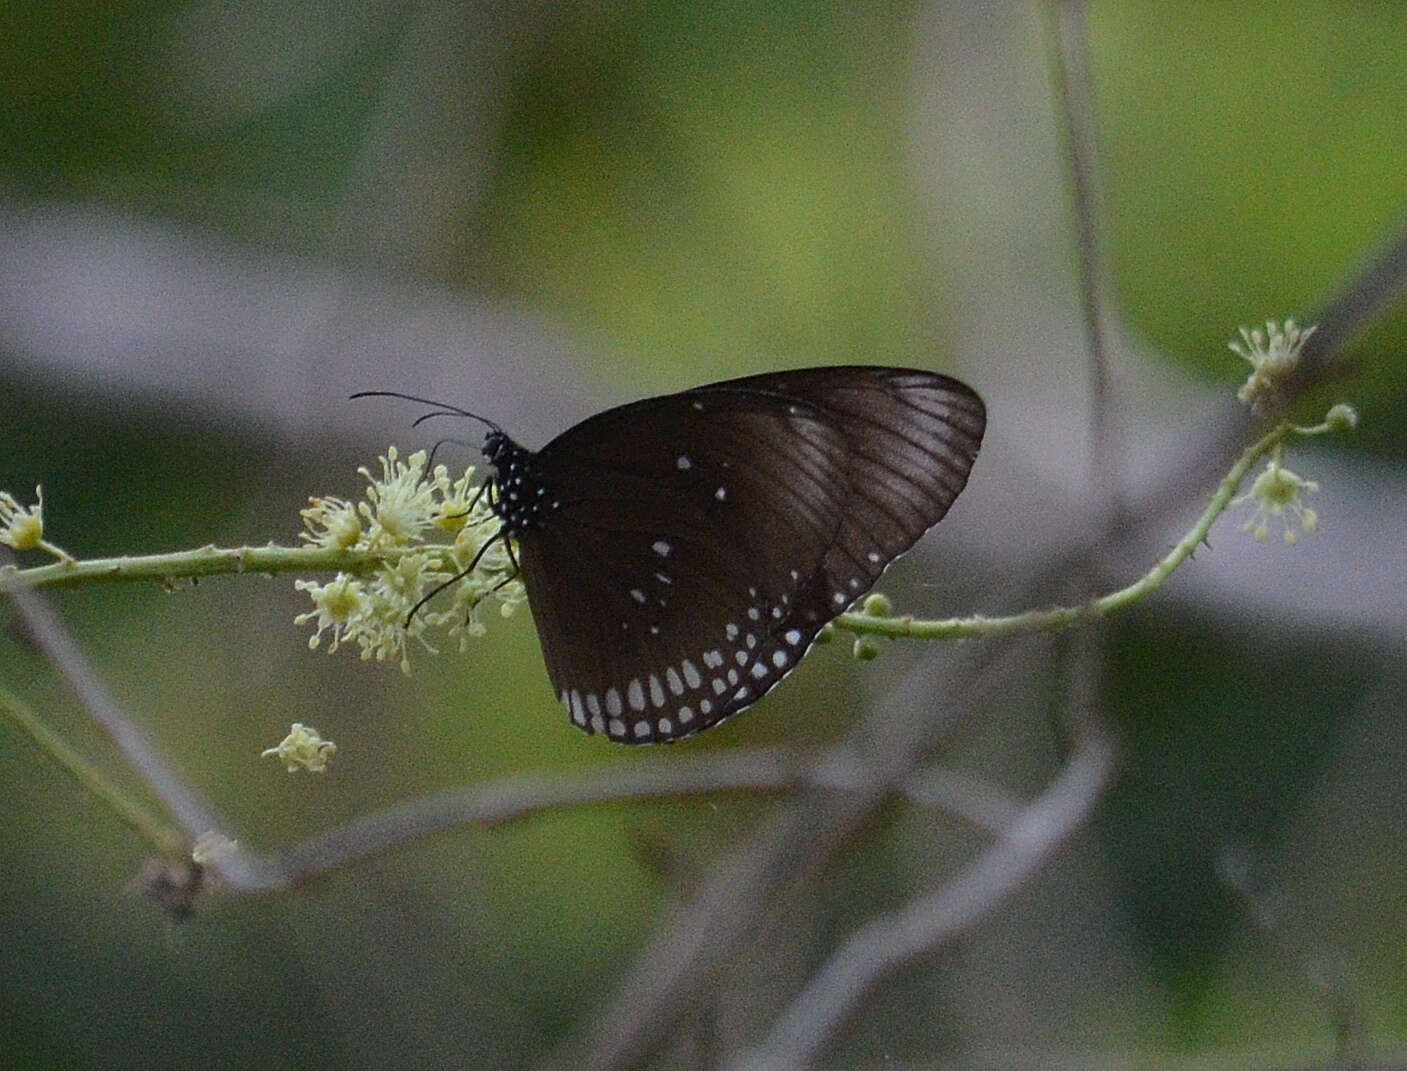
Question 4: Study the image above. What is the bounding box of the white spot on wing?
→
[772,650,789,669]
[676,455,692,471]
[627,679,646,711]
[649,674,665,708]
[784,629,803,646]
[630,589,646,604]
[666,667,684,695]
[652,540,672,557]
[606,688,623,716]
[682,660,702,689]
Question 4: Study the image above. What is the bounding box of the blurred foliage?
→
[1094,2,1407,452]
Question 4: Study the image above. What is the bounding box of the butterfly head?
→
[482,430,556,536]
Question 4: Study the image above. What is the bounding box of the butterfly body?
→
[479,366,985,744]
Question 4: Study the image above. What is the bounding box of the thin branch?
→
[836,416,1333,641]
[1,542,418,593]
[0,684,185,856]
[1289,211,1407,394]
[546,639,1017,1071]
[213,748,1021,893]
[0,601,1017,895]
[730,721,1116,1071]
[0,567,279,890]
[1047,0,1125,518]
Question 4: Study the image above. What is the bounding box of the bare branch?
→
[1047,0,1125,519]
[229,747,1021,893]
[544,640,1017,1071]
[731,721,1116,1071]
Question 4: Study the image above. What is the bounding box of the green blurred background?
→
[2,1,1405,1067]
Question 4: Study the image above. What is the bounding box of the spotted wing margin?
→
[518,391,854,742]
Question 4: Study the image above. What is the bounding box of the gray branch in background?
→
[545,637,1024,1071]
[731,722,1115,1071]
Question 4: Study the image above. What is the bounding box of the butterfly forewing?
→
[716,369,986,606]
[490,366,985,743]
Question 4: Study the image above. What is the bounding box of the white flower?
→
[296,448,528,671]
[1233,451,1319,545]
[0,486,45,551]
[262,723,338,773]
[1229,319,1315,410]
[358,448,439,547]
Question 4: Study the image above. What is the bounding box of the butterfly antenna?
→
[402,526,517,626]
[350,390,503,436]
[425,437,477,473]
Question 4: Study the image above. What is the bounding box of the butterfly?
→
[360,366,984,743]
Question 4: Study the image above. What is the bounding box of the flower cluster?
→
[294,447,525,672]
[1229,318,1315,410]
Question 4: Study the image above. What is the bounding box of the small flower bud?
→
[262,723,338,773]
[852,636,879,661]
[1324,404,1358,433]
[861,592,893,617]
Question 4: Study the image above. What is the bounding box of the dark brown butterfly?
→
[362,367,984,743]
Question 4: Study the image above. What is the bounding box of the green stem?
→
[0,684,185,856]
[1,543,426,594]
[0,417,1338,636]
[836,418,1329,641]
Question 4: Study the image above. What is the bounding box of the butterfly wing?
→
[515,366,985,743]
[701,367,986,612]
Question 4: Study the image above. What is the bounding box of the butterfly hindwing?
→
[517,395,853,741]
